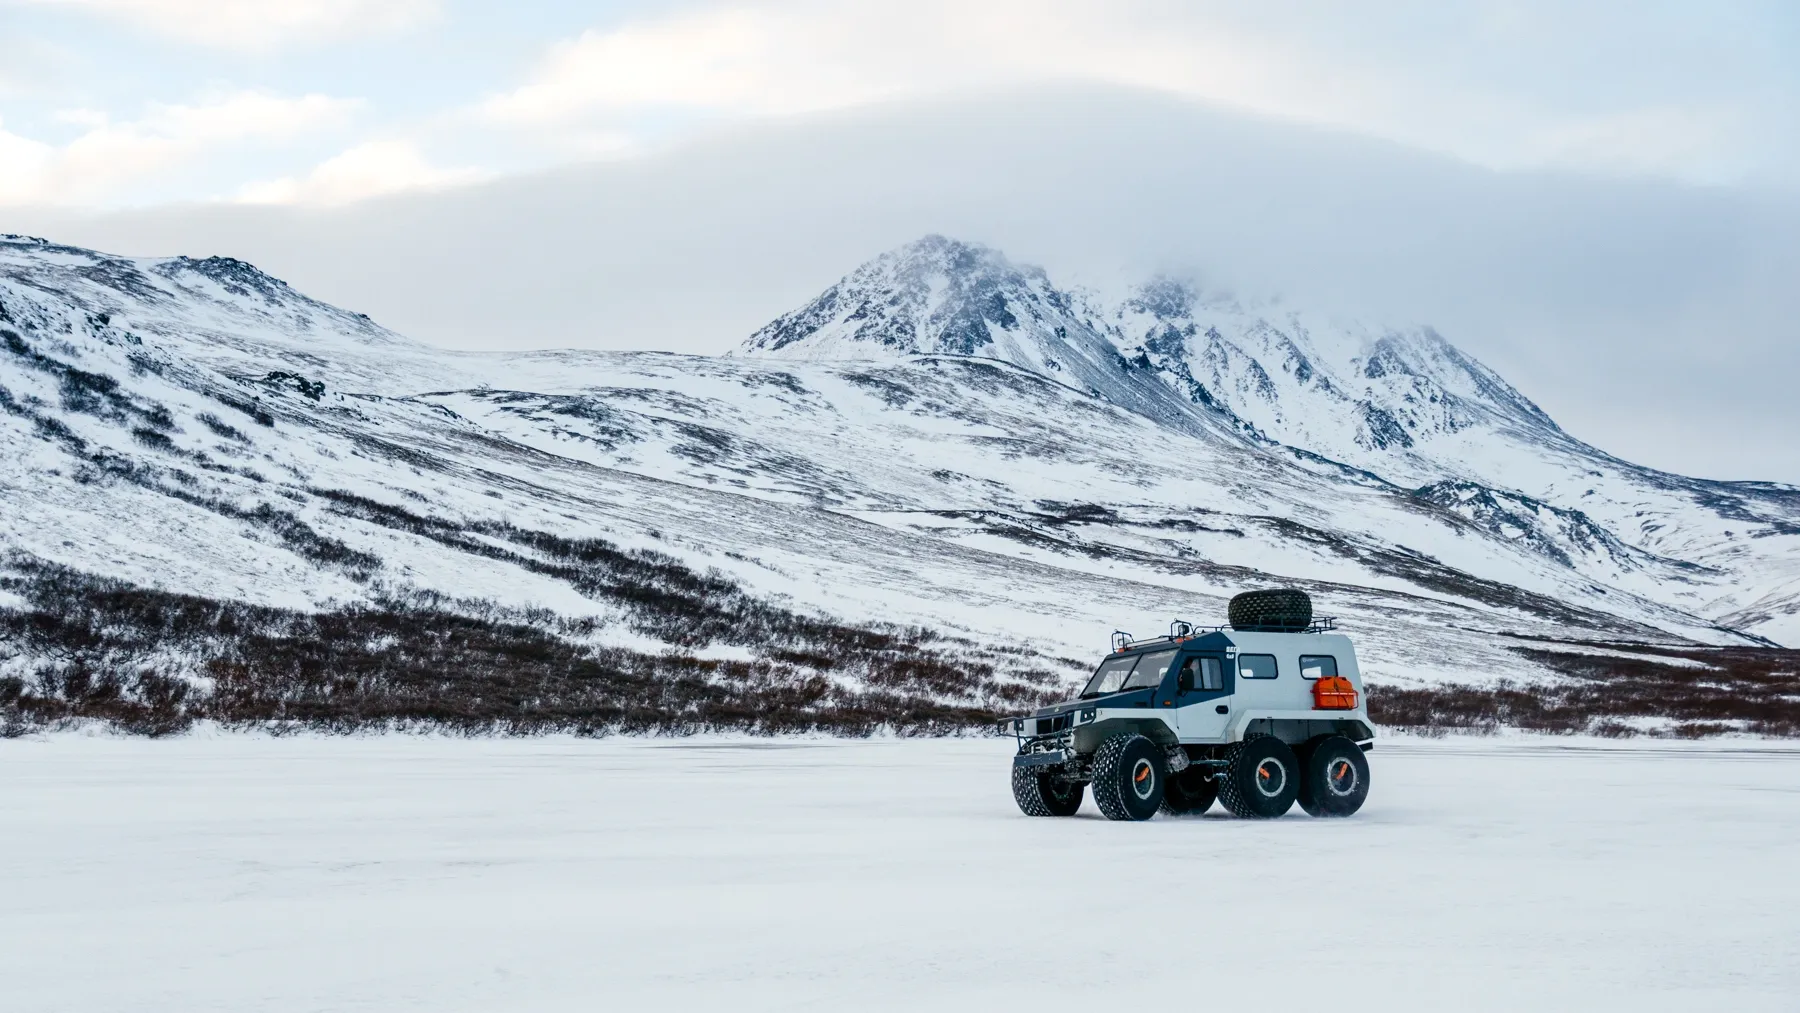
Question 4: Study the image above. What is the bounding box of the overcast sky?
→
[3,1,1798,205]
[2,1,1797,482]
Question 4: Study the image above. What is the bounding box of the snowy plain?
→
[3,734,1797,1012]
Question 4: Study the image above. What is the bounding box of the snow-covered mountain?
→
[1104,274,1800,628]
[742,235,1244,440]
[1111,277,1555,458]
[740,235,1800,646]
[3,232,1797,734]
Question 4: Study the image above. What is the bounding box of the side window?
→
[1300,655,1339,680]
[1237,654,1278,680]
[1178,657,1226,693]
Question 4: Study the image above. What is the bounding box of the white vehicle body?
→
[1007,628,1374,759]
[1006,613,1377,822]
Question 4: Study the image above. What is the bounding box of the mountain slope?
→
[1107,273,1800,641]
[739,237,1800,645]
[1112,278,1555,458]
[2,232,1796,737]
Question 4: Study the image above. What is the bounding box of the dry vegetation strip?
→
[0,556,1067,738]
[6,549,1796,739]
[1368,644,1800,737]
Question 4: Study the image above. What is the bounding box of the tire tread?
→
[1089,734,1134,821]
[1160,767,1219,815]
[1218,734,1299,819]
[1296,734,1370,818]
[1090,734,1164,821]
[1012,764,1082,817]
[1228,589,1313,632]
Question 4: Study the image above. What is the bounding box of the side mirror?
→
[1178,671,1194,694]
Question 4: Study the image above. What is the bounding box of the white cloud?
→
[13,0,438,49]
[475,0,1777,185]
[2,1,1791,208]
[1519,104,1755,181]
[235,140,489,205]
[0,32,73,97]
[0,91,360,205]
[0,124,57,201]
[477,6,914,124]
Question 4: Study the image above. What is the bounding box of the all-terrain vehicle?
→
[1005,590,1374,821]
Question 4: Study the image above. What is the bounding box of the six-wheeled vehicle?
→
[1004,590,1373,821]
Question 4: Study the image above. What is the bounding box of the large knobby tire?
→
[1297,735,1371,818]
[1160,767,1219,816]
[1218,736,1300,818]
[1228,589,1313,632]
[1090,734,1165,821]
[1012,764,1084,817]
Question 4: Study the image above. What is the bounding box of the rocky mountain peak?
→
[1120,276,1199,321]
[740,235,1080,360]
[158,255,299,306]
[741,236,1576,475]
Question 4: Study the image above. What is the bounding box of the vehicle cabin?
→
[1038,629,1373,754]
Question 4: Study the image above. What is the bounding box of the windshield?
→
[1081,648,1178,698]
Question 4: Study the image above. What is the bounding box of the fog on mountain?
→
[15,87,1800,483]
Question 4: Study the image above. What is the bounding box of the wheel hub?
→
[1326,757,1358,796]
[1130,758,1156,800]
[1254,757,1287,798]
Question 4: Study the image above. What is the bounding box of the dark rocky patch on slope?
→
[1412,480,1715,576]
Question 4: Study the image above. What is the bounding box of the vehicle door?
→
[1173,653,1234,741]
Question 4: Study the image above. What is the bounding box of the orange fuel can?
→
[1313,675,1359,710]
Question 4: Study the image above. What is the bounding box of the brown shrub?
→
[1368,643,1800,738]
[0,555,1069,737]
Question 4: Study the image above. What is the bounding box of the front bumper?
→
[1001,706,1097,746]
[1012,749,1071,770]
[1005,709,1091,777]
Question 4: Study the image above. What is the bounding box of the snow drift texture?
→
[2,233,1797,733]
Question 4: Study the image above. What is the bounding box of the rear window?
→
[1300,655,1339,680]
[1237,654,1278,680]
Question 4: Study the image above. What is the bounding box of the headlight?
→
[1012,719,1024,732]
[1080,708,1096,723]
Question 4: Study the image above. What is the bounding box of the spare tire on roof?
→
[1229,589,1313,632]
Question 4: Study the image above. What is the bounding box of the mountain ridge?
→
[736,235,1800,645]
[3,231,1798,738]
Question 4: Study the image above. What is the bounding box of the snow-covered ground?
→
[4,734,1797,1011]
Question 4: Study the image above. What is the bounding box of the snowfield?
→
[4,734,1797,1011]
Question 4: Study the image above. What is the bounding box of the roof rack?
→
[1111,616,1340,651]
